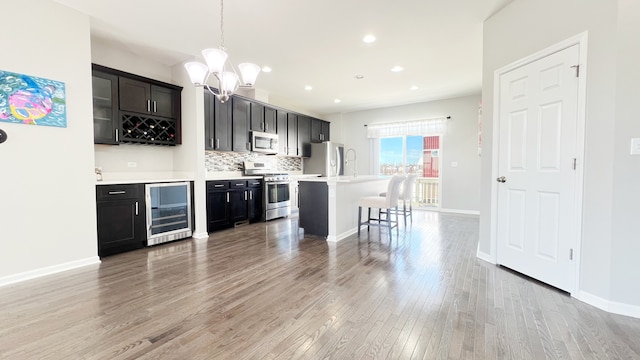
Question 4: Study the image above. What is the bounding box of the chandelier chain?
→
[220,0,225,49]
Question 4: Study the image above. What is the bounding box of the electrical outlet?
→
[127,162,137,168]
[451,161,458,167]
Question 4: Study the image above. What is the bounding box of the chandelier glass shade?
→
[184,0,260,103]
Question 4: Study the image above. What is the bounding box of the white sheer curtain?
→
[366,117,447,138]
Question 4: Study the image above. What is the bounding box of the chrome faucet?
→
[345,148,358,177]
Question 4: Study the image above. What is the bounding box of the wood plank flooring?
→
[1,211,640,359]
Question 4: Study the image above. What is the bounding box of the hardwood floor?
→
[1,211,640,359]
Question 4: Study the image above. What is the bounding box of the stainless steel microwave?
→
[252,131,279,154]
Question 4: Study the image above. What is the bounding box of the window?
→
[368,118,446,207]
[378,135,440,177]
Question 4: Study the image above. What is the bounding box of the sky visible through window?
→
[380,136,424,165]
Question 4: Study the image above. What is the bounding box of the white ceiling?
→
[53,0,513,115]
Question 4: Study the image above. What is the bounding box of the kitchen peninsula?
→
[298,176,390,242]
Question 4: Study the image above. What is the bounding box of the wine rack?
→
[120,113,177,145]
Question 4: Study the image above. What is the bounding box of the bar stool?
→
[357,175,405,240]
[398,174,417,225]
[379,174,417,226]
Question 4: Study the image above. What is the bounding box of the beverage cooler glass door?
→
[145,182,192,245]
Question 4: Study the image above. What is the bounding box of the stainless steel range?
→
[244,161,291,221]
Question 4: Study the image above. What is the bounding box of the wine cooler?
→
[145,182,192,246]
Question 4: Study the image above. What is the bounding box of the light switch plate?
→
[631,138,640,155]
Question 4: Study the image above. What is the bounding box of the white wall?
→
[611,0,640,306]
[330,94,482,212]
[483,0,640,311]
[0,1,98,281]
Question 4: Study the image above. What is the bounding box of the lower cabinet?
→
[206,179,263,232]
[96,184,146,257]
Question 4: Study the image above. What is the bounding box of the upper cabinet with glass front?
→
[92,70,119,144]
[91,64,183,146]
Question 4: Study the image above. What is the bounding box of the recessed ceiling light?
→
[304,85,313,91]
[334,99,342,103]
[410,85,419,90]
[355,75,364,80]
[262,66,272,73]
[363,34,376,43]
[391,66,404,72]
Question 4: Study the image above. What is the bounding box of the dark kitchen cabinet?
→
[119,78,179,119]
[232,98,251,152]
[206,179,263,232]
[247,179,263,222]
[311,118,330,142]
[96,184,146,257]
[250,101,265,132]
[276,110,288,155]
[263,107,277,134]
[287,113,298,156]
[204,91,232,151]
[92,70,119,145]
[206,181,230,231]
[91,64,182,146]
[297,115,311,157]
[228,180,249,224]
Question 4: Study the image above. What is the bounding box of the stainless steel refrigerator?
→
[303,142,345,177]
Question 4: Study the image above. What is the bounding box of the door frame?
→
[489,32,588,294]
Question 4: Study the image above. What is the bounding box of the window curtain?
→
[366,117,447,138]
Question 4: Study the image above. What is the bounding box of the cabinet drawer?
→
[247,179,263,188]
[230,180,248,188]
[96,184,141,201]
[207,181,230,191]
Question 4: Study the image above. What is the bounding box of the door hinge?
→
[572,158,577,170]
[571,64,580,77]
[570,248,574,260]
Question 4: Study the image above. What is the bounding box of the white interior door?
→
[496,44,580,293]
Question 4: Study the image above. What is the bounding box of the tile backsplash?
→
[205,151,302,172]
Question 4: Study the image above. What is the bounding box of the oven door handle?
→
[266,181,291,185]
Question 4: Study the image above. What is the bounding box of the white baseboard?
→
[438,208,481,215]
[327,227,358,243]
[476,250,495,264]
[0,256,101,288]
[192,231,209,240]
[575,290,640,319]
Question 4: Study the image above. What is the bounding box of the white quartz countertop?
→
[298,175,390,184]
[96,172,195,185]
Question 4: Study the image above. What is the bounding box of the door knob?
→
[496,176,507,183]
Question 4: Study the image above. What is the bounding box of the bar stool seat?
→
[357,175,405,240]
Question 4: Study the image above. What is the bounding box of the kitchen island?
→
[298,175,390,242]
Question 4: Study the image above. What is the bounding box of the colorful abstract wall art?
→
[0,70,66,127]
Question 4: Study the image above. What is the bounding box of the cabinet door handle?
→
[115,128,119,142]
[210,138,214,148]
[226,192,230,203]
[108,191,126,195]
[245,190,248,201]
[147,100,151,112]
[249,190,253,200]
[153,101,157,113]
[214,184,224,188]
[135,201,139,216]
[216,139,220,149]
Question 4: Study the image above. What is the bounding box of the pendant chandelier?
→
[184,0,260,103]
